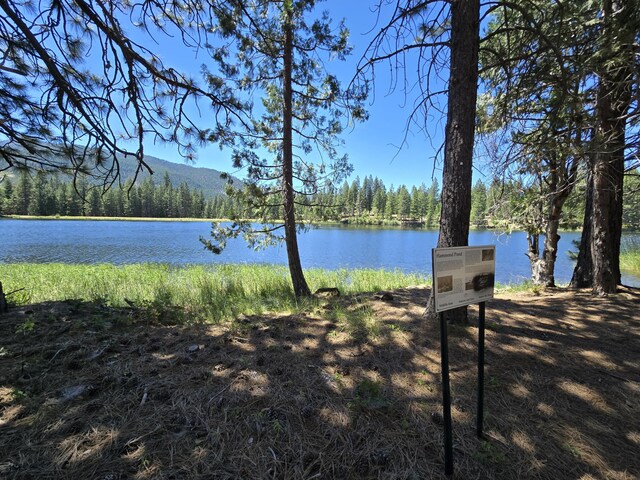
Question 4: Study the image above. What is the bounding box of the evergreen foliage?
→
[0,0,242,183]
[0,170,240,219]
[10,169,640,231]
[198,0,366,297]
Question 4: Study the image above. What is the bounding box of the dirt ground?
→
[0,286,639,479]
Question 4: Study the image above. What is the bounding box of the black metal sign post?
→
[477,301,486,438]
[432,245,495,477]
[439,310,454,476]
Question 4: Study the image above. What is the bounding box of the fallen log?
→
[314,287,341,298]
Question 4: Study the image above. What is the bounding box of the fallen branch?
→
[6,287,25,296]
[140,387,148,406]
[597,369,640,383]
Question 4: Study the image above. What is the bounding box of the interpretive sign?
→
[432,245,496,313]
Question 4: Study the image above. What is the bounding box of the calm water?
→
[1,218,639,286]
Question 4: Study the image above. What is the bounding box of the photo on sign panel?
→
[472,272,494,291]
[481,248,494,261]
[437,275,453,293]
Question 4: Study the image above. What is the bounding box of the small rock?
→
[185,344,203,353]
[59,384,94,402]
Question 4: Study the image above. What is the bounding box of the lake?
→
[1,218,639,286]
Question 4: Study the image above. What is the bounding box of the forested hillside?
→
[0,170,228,219]
[116,155,236,199]
[2,168,639,229]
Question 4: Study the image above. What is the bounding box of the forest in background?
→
[2,168,639,231]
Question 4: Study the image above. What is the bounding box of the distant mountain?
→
[2,153,242,198]
[118,155,241,198]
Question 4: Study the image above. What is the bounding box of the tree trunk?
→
[570,170,594,288]
[0,282,8,314]
[434,0,480,324]
[526,198,569,288]
[541,206,561,287]
[282,6,311,298]
[590,154,626,293]
[590,141,622,295]
[542,134,581,286]
[585,0,632,295]
[525,232,548,285]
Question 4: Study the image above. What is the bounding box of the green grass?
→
[495,279,543,294]
[0,263,428,323]
[326,302,380,341]
[620,241,640,277]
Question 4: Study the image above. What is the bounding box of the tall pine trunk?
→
[573,0,633,294]
[282,5,311,298]
[590,105,626,294]
[436,0,480,324]
[541,196,565,287]
[571,170,594,288]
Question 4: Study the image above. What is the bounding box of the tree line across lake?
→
[2,169,639,231]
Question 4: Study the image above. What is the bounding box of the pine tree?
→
[201,0,365,297]
[27,171,48,216]
[470,180,487,228]
[425,179,439,227]
[11,170,30,215]
[385,185,396,220]
[396,185,411,220]
[0,179,13,215]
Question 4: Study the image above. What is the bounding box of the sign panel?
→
[432,245,496,313]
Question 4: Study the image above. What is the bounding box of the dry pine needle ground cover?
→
[0,286,639,479]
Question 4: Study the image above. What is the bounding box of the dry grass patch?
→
[0,287,639,479]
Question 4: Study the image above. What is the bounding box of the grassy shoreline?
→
[621,247,640,277]
[5,260,635,322]
[0,263,429,322]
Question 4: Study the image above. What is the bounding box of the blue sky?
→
[140,1,454,189]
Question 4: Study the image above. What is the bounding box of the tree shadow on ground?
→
[0,286,639,479]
